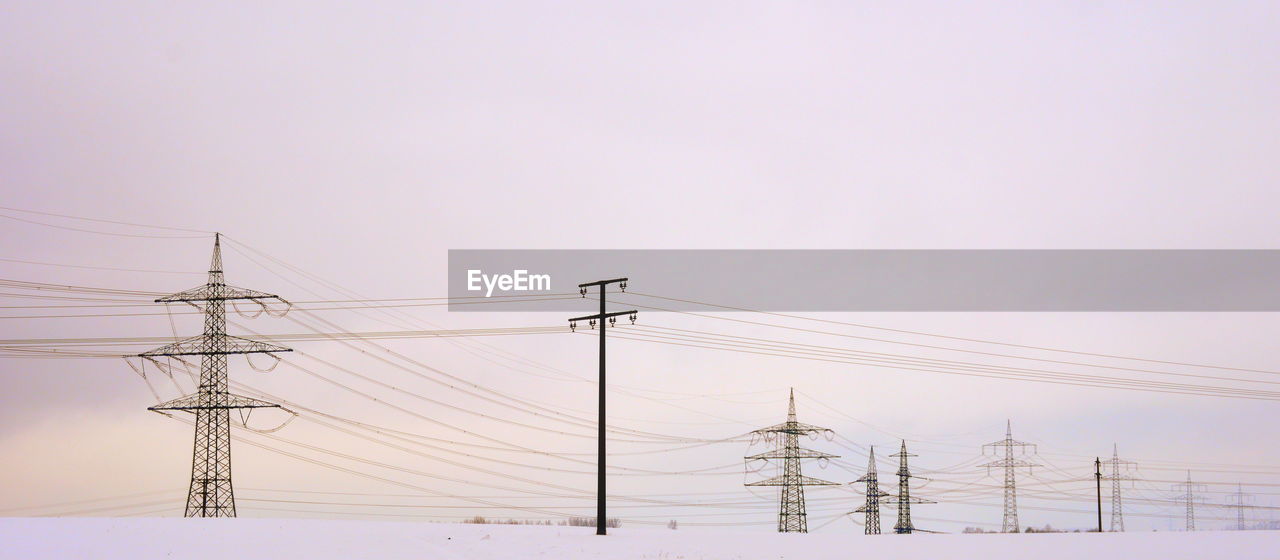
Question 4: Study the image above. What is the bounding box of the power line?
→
[623,291,1280,377]
[0,205,213,233]
[0,212,209,239]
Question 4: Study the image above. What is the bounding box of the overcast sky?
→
[2,1,1280,532]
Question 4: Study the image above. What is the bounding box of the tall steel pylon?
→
[853,446,890,534]
[1100,443,1135,532]
[980,420,1038,533]
[1226,483,1254,530]
[745,388,839,533]
[891,440,933,534]
[140,234,291,517]
[1172,471,1206,531]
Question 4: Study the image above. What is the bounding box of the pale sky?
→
[2,1,1280,532]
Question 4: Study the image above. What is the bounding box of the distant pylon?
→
[1227,483,1254,531]
[1172,471,1207,531]
[853,446,890,534]
[1101,443,1136,532]
[891,440,934,534]
[140,234,291,517]
[745,388,840,533]
[980,420,1038,533]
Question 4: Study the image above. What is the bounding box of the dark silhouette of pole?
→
[1095,457,1103,532]
[569,278,636,535]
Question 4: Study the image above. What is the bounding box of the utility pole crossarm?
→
[568,310,638,323]
[578,278,628,289]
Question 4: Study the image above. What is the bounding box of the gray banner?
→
[447,250,1280,312]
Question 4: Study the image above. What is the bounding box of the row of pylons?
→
[745,388,932,534]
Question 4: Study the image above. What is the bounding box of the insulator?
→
[620,281,627,292]
[579,287,588,297]
[629,312,637,324]
[569,321,577,332]
[589,319,597,329]
[608,316,617,327]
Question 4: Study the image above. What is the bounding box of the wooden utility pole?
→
[1095,457,1103,532]
[569,278,636,535]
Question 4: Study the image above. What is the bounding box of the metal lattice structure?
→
[1101,443,1135,532]
[1172,471,1207,531]
[142,234,291,517]
[853,446,890,534]
[891,440,933,534]
[980,420,1038,533]
[1226,483,1254,531]
[745,388,839,533]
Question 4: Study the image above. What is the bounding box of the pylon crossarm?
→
[752,422,831,435]
[984,440,1037,452]
[746,448,838,460]
[884,496,936,505]
[979,458,1040,468]
[148,392,283,412]
[156,283,284,304]
[139,334,292,357]
[747,474,841,487]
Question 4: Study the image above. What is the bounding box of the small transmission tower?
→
[1100,443,1135,532]
[853,446,891,534]
[745,388,839,533]
[890,440,933,534]
[1227,484,1254,531]
[980,420,1038,533]
[141,234,291,517]
[1172,471,1207,531]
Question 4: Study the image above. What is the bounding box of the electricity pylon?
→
[1227,484,1254,530]
[853,446,890,534]
[891,440,933,534]
[1100,443,1135,531]
[980,420,1038,533]
[1172,471,1207,531]
[1100,444,1141,531]
[141,234,291,517]
[745,388,839,533]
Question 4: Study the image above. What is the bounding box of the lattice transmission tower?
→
[980,420,1038,533]
[745,388,839,533]
[1227,483,1254,531]
[1101,443,1136,532]
[852,445,891,534]
[891,440,933,534]
[1172,471,1207,531]
[140,234,291,517]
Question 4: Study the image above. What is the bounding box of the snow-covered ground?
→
[3,518,1276,560]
